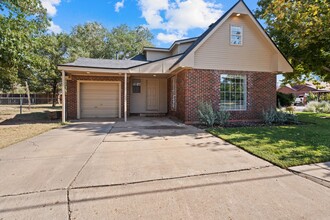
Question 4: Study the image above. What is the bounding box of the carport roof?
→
[60,58,148,69]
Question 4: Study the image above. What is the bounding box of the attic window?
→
[230,25,243,45]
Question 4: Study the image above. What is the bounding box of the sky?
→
[43,0,261,48]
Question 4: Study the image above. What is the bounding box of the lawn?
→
[209,112,330,168]
[0,105,62,149]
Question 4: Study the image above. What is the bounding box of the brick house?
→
[58,0,293,124]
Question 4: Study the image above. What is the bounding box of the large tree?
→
[69,23,153,60]
[0,0,49,91]
[256,0,330,82]
[35,33,71,106]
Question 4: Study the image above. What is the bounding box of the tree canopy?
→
[256,0,330,82]
[0,2,154,97]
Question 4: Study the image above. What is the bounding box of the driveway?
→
[0,117,329,219]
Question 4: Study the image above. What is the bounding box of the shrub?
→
[306,91,318,102]
[304,101,330,113]
[277,92,294,107]
[320,93,330,102]
[215,110,230,126]
[263,108,298,125]
[197,102,216,127]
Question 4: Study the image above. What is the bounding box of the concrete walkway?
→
[289,162,330,187]
[0,117,330,219]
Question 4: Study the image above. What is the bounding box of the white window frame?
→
[220,74,247,111]
[171,76,177,111]
[230,25,243,46]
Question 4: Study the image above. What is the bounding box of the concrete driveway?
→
[0,117,329,219]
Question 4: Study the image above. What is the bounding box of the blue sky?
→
[44,0,261,47]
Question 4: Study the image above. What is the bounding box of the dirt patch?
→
[0,105,62,149]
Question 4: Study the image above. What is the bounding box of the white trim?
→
[124,73,127,122]
[77,80,122,119]
[61,70,66,123]
[230,25,243,46]
[58,66,129,73]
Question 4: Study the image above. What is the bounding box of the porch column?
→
[124,73,127,122]
[61,70,66,123]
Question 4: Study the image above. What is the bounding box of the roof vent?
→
[208,23,214,28]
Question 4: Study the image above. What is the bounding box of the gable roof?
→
[170,0,293,71]
[143,37,198,52]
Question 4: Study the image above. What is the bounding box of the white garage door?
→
[80,82,120,118]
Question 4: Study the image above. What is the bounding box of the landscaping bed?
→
[209,112,330,168]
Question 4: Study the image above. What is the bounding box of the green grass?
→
[209,113,330,168]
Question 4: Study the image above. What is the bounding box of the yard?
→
[0,105,62,149]
[209,112,330,168]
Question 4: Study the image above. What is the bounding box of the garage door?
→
[80,82,120,118]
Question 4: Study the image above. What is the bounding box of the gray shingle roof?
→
[62,58,148,69]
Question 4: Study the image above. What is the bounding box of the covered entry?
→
[78,81,121,118]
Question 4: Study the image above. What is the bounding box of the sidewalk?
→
[289,162,330,187]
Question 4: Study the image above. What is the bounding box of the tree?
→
[35,33,71,106]
[69,22,109,60]
[69,23,153,60]
[106,25,153,59]
[256,0,330,82]
[0,0,49,91]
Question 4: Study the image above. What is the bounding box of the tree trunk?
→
[25,81,31,111]
[52,81,57,107]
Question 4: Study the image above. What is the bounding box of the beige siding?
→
[177,42,193,54]
[80,82,119,118]
[130,77,167,113]
[146,51,171,61]
[194,14,276,72]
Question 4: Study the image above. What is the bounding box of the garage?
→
[79,82,120,118]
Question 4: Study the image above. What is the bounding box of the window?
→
[230,25,243,45]
[171,76,177,111]
[220,74,247,110]
[132,79,141,93]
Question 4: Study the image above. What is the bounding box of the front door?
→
[146,79,159,111]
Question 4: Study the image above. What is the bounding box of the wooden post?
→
[62,70,66,123]
[124,73,127,122]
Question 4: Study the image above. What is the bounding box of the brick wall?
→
[66,75,129,119]
[171,69,276,123]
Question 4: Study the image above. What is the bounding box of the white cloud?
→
[137,0,223,43]
[115,0,125,12]
[48,21,62,34]
[156,32,183,43]
[41,0,61,17]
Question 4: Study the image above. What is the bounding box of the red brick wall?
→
[171,69,276,123]
[66,75,129,119]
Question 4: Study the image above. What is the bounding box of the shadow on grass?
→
[0,112,60,125]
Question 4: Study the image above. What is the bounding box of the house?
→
[58,0,293,124]
[278,82,330,99]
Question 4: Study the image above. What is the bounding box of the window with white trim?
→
[220,74,247,110]
[230,25,243,45]
[171,76,177,111]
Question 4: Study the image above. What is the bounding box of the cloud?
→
[115,0,125,12]
[137,0,223,43]
[156,32,183,43]
[48,21,62,34]
[41,0,61,17]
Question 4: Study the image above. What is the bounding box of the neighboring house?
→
[58,0,293,124]
[278,82,330,99]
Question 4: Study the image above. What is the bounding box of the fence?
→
[0,97,61,105]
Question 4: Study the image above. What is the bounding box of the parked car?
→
[294,97,303,106]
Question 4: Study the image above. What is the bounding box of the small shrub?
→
[215,110,230,126]
[277,92,294,107]
[197,102,216,127]
[304,101,330,113]
[263,108,298,125]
